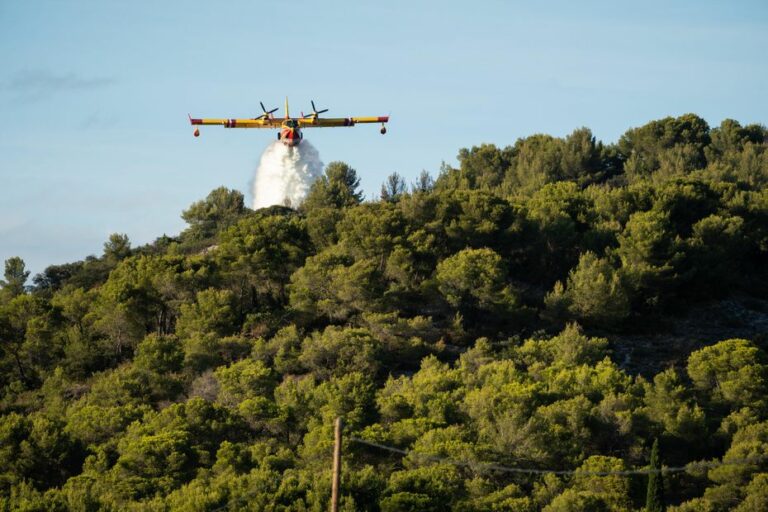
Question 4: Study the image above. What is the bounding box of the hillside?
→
[1,114,768,510]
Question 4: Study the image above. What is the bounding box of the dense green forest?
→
[2,114,768,511]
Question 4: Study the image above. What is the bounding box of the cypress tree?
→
[646,438,665,512]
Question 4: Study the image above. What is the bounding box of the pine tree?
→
[646,438,665,512]
[0,256,29,299]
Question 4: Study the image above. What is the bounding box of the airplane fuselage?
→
[278,119,302,146]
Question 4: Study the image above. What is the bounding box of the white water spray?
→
[251,140,324,209]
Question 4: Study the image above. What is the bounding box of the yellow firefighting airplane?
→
[189,98,389,147]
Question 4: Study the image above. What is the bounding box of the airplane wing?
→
[298,116,389,128]
[189,117,282,128]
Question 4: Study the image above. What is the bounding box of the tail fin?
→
[285,96,290,119]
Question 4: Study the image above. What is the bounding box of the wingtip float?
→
[189,98,389,147]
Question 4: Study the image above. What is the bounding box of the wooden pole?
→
[331,417,343,512]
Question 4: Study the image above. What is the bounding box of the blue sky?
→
[1,0,767,277]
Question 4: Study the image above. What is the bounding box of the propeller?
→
[258,101,278,119]
[303,100,328,118]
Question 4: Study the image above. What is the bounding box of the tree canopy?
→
[1,114,767,510]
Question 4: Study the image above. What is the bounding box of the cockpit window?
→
[286,119,298,128]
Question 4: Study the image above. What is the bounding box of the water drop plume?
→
[252,140,324,209]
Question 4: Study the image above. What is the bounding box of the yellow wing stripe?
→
[298,116,389,128]
[190,118,282,128]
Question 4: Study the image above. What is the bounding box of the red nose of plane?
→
[280,128,301,146]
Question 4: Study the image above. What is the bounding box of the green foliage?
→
[381,172,407,202]
[437,130,613,196]
[0,412,83,490]
[1,257,30,300]
[2,114,768,509]
[734,473,768,512]
[526,181,598,281]
[134,333,183,374]
[646,439,665,512]
[110,398,245,500]
[515,323,609,367]
[381,463,464,512]
[180,186,246,243]
[216,211,310,308]
[619,114,711,179]
[685,214,745,296]
[299,326,381,380]
[302,161,363,211]
[549,456,632,511]
[377,355,464,425]
[176,288,240,371]
[65,400,150,449]
[702,421,768,509]
[545,252,629,328]
[617,209,683,311]
[435,247,518,325]
[642,368,707,442]
[687,339,768,411]
[0,294,58,386]
[289,247,382,322]
[445,143,514,191]
[215,358,276,407]
[544,489,613,512]
[94,254,191,355]
[102,233,131,264]
[176,288,236,340]
[412,170,434,193]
